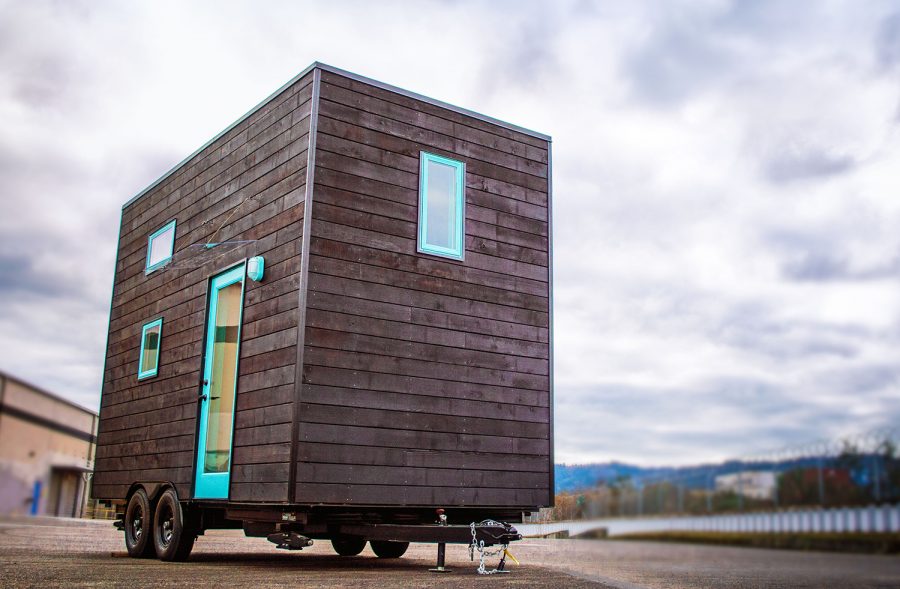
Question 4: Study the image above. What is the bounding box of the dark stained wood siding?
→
[294,71,552,508]
[93,71,314,502]
[94,65,552,511]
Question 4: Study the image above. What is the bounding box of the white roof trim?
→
[122,62,551,209]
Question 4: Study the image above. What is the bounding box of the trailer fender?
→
[124,481,177,506]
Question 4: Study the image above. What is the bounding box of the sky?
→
[1,0,899,466]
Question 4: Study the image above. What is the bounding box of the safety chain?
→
[468,520,512,575]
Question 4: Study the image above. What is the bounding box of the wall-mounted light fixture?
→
[247,256,265,282]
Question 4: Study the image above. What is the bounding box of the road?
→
[1,517,898,588]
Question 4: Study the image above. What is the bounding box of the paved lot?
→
[0,517,599,588]
[516,537,900,588]
[1,517,899,588]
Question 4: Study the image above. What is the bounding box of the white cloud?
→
[1,0,899,465]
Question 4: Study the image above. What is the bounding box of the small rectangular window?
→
[146,220,176,273]
[138,318,163,379]
[417,151,465,261]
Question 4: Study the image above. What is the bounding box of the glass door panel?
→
[195,264,245,499]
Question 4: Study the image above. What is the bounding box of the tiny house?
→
[93,62,552,563]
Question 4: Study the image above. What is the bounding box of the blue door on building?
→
[194,264,245,499]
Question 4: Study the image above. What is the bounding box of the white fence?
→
[518,504,900,538]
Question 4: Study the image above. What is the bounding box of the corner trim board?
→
[288,67,321,503]
[547,140,555,506]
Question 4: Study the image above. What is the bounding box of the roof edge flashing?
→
[122,62,550,210]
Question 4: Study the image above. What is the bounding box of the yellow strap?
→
[503,549,520,565]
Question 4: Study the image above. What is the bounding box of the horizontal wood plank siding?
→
[294,72,551,508]
[94,66,552,511]
[93,71,314,503]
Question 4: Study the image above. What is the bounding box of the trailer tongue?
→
[264,517,523,574]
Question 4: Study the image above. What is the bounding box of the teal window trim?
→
[417,151,466,261]
[145,220,176,274]
[138,318,163,380]
[194,263,246,499]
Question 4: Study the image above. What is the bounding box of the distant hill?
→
[554,457,840,494]
[554,462,648,493]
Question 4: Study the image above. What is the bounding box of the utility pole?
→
[771,456,779,509]
[872,454,882,503]
[817,456,826,506]
[637,483,644,516]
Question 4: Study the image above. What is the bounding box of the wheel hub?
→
[131,506,143,541]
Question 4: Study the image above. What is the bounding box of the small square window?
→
[417,152,465,261]
[138,318,163,379]
[146,220,176,273]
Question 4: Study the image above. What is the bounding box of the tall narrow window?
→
[138,318,163,379]
[146,220,176,274]
[417,151,465,261]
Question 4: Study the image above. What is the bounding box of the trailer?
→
[93,62,552,568]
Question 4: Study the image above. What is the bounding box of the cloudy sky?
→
[1,0,899,466]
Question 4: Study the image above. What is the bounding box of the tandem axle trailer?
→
[94,62,552,571]
[113,488,522,572]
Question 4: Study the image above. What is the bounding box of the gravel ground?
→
[1,516,898,588]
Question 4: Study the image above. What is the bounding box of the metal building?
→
[0,371,97,517]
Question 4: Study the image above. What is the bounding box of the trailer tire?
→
[370,540,409,558]
[152,488,196,561]
[331,536,366,556]
[124,489,155,558]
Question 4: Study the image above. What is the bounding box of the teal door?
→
[195,264,245,499]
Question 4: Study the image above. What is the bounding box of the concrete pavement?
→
[1,517,898,588]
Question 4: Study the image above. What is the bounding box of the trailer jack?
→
[267,532,314,550]
[429,542,450,573]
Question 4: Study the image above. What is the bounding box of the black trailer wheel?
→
[124,489,155,558]
[331,536,366,556]
[370,540,409,558]
[152,488,196,561]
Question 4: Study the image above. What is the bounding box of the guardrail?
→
[519,504,900,537]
